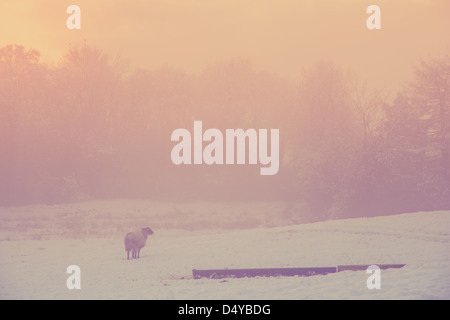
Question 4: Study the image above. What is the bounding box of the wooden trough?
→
[193,267,337,279]
[192,264,405,279]
[337,264,406,272]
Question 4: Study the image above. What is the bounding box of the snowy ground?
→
[0,202,449,299]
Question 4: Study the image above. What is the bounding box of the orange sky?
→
[1,0,449,92]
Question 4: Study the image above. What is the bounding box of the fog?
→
[1,0,449,90]
[0,1,449,223]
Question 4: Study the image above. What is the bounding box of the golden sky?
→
[1,0,449,91]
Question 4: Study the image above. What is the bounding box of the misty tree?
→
[0,44,49,204]
[291,61,360,220]
[350,78,385,155]
[409,56,450,207]
[381,55,450,211]
[49,43,128,200]
[55,43,122,138]
[0,44,42,141]
[199,59,276,128]
[410,56,450,170]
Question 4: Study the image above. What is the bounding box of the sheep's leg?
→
[127,250,129,260]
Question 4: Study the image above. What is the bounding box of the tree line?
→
[0,43,449,222]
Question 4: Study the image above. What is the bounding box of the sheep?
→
[124,227,154,260]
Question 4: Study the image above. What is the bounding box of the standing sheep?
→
[124,227,154,260]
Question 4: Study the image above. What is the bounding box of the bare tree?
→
[410,56,450,168]
[350,78,385,154]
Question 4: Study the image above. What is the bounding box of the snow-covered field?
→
[0,201,449,299]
